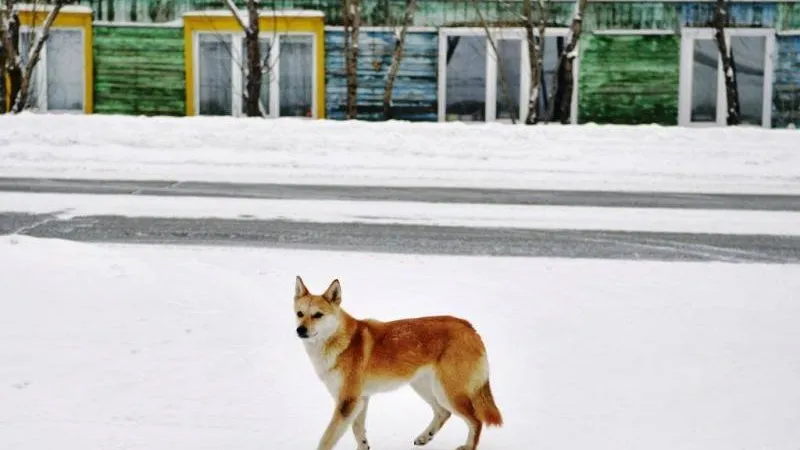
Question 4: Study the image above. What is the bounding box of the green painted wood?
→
[93,25,186,116]
[778,2,800,30]
[80,0,577,26]
[773,35,800,128]
[586,2,680,30]
[578,34,679,125]
[78,0,800,30]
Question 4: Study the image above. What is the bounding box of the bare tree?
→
[550,0,588,124]
[523,0,547,124]
[223,0,263,117]
[473,0,517,123]
[712,0,740,125]
[342,0,361,119]
[1,0,74,113]
[383,0,416,120]
[0,22,7,113]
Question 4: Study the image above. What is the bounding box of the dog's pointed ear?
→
[322,279,342,305]
[295,276,309,299]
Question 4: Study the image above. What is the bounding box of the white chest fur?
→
[303,341,342,397]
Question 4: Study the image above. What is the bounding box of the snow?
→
[1,235,799,450]
[2,111,799,449]
[1,113,799,194]
[3,191,800,236]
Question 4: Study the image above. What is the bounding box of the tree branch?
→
[12,2,64,112]
[472,0,516,123]
[383,0,416,120]
[222,0,248,32]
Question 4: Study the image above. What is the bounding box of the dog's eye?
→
[312,312,324,319]
[296,311,304,318]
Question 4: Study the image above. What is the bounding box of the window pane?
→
[495,39,521,121]
[279,35,314,117]
[445,35,486,122]
[540,35,563,119]
[46,29,84,111]
[731,35,766,126]
[691,38,718,122]
[18,31,40,110]
[198,34,232,116]
[240,38,271,115]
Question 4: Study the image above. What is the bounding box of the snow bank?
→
[1,113,799,194]
[3,191,800,235]
[1,235,799,450]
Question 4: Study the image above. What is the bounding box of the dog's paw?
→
[414,431,434,446]
[356,438,370,450]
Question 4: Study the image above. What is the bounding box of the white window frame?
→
[437,27,579,124]
[193,30,318,118]
[678,27,775,128]
[18,25,87,114]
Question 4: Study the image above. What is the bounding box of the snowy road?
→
[2,212,799,263]
[2,176,800,210]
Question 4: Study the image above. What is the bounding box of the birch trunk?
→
[524,0,547,124]
[713,0,740,125]
[12,2,63,113]
[471,0,515,122]
[0,50,6,113]
[552,0,587,124]
[343,0,360,119]
[244,0,262,117]
[383,0,416,120]
[1,4,22,113]
[223,0,263,117]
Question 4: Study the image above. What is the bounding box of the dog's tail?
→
[471,380,503,426]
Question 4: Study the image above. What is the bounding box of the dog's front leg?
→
[317,396,364,450]
[352,396,370,450]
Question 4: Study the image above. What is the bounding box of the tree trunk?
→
[244,0,262,117]
[0,57,5,114]
[383,0,416,120]
[0,30,6,113]
[11,2,64,113]
[1,6,21,113]
[343,0,360,119]
[713,0,740,125]
[552,0,587,124]
[471,0,515,122]
[524,0,547,124]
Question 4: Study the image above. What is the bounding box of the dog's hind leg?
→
[411,376,451,446]
[352,396,370,450]
[433,346,490,450]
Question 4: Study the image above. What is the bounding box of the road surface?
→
[2,176,800,211]
[2,212,798,263]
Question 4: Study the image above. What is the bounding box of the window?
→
[194,32,315,118]
[438,28,578,124]
[18,28,86,112]
[679,28,775,128]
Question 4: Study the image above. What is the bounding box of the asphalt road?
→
[3,176,800,211]
[3,212,798,263]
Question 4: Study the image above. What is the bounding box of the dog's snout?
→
[296,325,308,338]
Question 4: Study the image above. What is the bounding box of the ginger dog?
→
[294,276,503,450]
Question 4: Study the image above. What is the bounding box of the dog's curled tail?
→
[472,380,503,426]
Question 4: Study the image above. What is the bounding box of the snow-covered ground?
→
[1,113,799,194]
[2,113,799,450]
[1,235,799,450]
[4,191,800,236]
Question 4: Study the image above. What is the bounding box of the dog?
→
[293,276,503,450]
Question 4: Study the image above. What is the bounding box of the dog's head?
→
[293,276,343,342]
